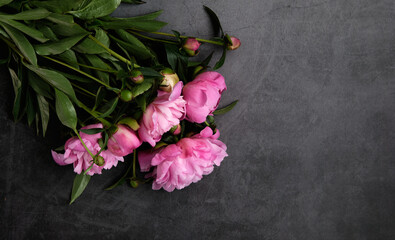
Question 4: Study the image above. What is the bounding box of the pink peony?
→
[227,36,241,50]
[183,71,226,123]
[107,124,142,157]
[182,38,201,56]
[138,81,186,147]
[51,123,124,176]
[138,127,228,192]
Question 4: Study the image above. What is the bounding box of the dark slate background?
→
[1,0,395,239]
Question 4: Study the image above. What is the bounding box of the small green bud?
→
[130,180,139,188]
[120,89,133,102]
[118,117,140,131]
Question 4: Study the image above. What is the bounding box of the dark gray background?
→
[1,0,395,239]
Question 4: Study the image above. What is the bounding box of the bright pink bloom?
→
[107,124,142,157]
[138,81,186,147]
[51,123,123,176]
[138,127,228,192]
[183,71,226,123]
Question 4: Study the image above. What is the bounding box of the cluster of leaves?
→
[0,0,238,203]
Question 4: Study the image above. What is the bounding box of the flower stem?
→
[77,63,117,73]
[74,129,95,159]
[71,83,96,98]
[88,35,139,68]
[77,101,111,127]
[132,149,137,178]
[43,56,113,89]
[130,29,225,46]
[127,30,178,45]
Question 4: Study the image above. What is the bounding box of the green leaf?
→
[0,18,48,42]
[25,64,78,103]
[213,100,238,115]
[121,0,145,4]
[114,30,154,59]
[37,95,50,136]
[139,67,163,78]
[34,33,87,55]
[9,67,20,95]
[203,5,224,37]
[57,49,79,69]
[0,0,13,8]
[1,23,37,65]
[28,71,53,99]
[213,47,226,70]
[37,25,58,41]
[70,173,91,205]
[31,0,84,13]
[0,8,50,20]
[84,54,110,84]
[69,0,121,20]
[73,29,109,54]
[55,89,77,129]
[93,86,106,111]
[97,97,118,118]
[46,13,74,24]
[80,128,104,135]
[26,90,35,126]
[131,81,152,98]
[99,19,167,32]
[135,94,146,112]
[165,44,178,71]
[50,19,87,37]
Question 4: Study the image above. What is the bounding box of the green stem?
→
[132,149,137,178]
[131,29,225,46]
[74,129,95,159]
[77,63,117,73]
[77,101,111,127]
[71,83,96,98]
[204,121,210,126]
[43,56,113,89]
[128,30,178,45]
[88,35,139,68]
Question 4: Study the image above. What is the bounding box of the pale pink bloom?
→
[107,124,142,157]
[183,71,226,123]
[138,81,186,147]
[227,36,241,50]
[51,123,123,176]
[138,127,228,192]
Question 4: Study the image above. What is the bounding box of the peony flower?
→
[138,127,228,192]
[107,124,142,157]
[138,81,186,147]
[51,123,124,176]
[183,71,226,123]
[227,36,241,50]
[182,38,201,56]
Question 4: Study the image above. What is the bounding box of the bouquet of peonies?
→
[1,0,240,204]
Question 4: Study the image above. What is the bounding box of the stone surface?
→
[1,0,395,239]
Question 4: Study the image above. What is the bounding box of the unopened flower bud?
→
[227,36,241,50]
[120,89,133,102]
[170,124,181,135]
[94,156,105,166]
[130,70,144,84]
[130,180,139,188]
[182,38,201,56]
[160,68,179,92]
[107,124,142,157]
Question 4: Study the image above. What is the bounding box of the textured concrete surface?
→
[1,0,395,239]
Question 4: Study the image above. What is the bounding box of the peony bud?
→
[159,68,179,92]
[107,125,142,157]
[130,180,139,188]
[170,124,181,135]
[130,70,144,84]
[182,38,201,56]
[120,89,133,102]
[227,36,241,50]
[94,156,105,166]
